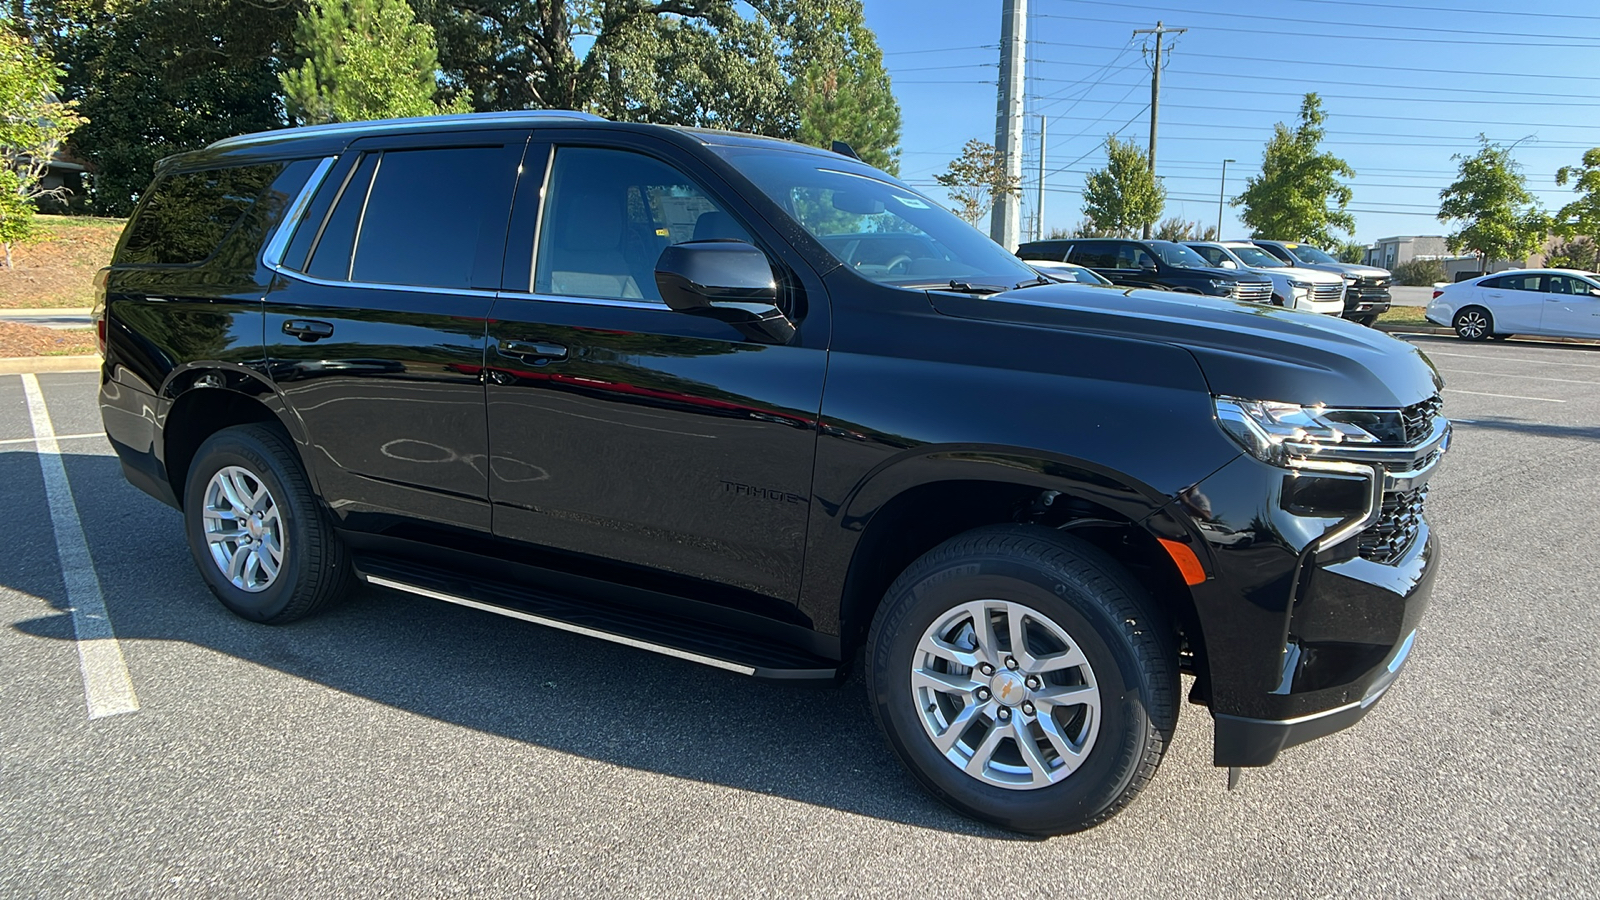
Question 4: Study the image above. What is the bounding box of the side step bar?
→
[356,557,841,682]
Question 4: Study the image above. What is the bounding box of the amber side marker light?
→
[1158,538,1207,586]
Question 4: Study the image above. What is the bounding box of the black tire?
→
[1354,314,1379,327]
[1453,306,1494,341]
[1488,332,1511,341]
[183,423,352,624]
[866,525,1177,835]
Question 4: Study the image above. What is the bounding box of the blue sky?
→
[861,0,1600,245]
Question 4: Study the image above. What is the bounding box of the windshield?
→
[1151,242,1212,269]
[710,146,1037,287]
[1287,244,1340,265]
[1229,245,1287,268]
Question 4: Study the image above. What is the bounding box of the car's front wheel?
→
[1453,306,1494,341]
[867,525,1177,835]
[183,423,352,623]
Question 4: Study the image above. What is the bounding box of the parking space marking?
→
[20,374,140,719]
[0,432,104,446]
[1434,367,1600,386]
[1421,349,1600,370]
[1444,388,1564,403]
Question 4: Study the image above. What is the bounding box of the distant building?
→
[1365,235,1449,269]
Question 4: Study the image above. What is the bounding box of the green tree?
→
[1081,135,1164,238]
[1554,147,1600,246]
[26,0,296,216]
[934,139,1017,226]
[1334,240,1366,264]
[281,0,470,124]
[787,0,900,173]
[0,29,84,265]
[1438,136,1547,269]
[1236,93,1355,246]
[1546,238,1596,272]
[1153,217,1216,242]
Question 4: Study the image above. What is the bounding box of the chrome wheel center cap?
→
[990,670,1027,707]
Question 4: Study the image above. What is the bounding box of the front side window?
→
[1191,246,1233,268]
[1150,242,1209,268]
[535,147,751,303]
[711,145,1036,288]
[1230,245,1287,268]
[1546,275,1593,295]
[1286,243,1340,265]
[120,163,289,266]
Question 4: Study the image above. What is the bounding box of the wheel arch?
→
[830,450,1209,681]
[158,363,311,506]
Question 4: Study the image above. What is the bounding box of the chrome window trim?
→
[347,152,383,281]
[526,146,556,293]
[495,290,664,312]
[263,263,499,299]
[207,110,606,152]
[302,156,365,271]
[260,156,336,270]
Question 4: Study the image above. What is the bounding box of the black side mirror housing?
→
[655,241,796,343]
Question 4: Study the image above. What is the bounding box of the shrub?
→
[1391,258,1446,286]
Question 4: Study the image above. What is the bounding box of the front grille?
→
[1358,485,1427,564]
[1401,396,1443,444]
[1355,277,1392,298]
[1310,283,1344,304]
[1232,281,1272,303]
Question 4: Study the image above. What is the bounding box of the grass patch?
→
[0,323,98,358]
[1378,306,1430,326]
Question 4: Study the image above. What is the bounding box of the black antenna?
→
[830,140,862,161]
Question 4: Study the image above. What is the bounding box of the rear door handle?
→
[497,340,569,363]
[282,319,334,341]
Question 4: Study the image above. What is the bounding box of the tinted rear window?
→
[119,163,289,266]
[1066,243,1116,269]
[350,147,514,289]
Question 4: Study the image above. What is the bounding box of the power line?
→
[1040,2,1600,43]
[1025,77,1600,108]
[883,44,997,55]
[1026,39,1600,84]
[1034,11,1596,49]
[1282,0,1600,23]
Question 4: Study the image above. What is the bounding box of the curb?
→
[0,355,101,375]
[1376,324,1453,336]
[0,307,94,317]
[1376,325,1600,347]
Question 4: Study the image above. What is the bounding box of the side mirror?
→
[655,241,796,343]
[1139,260,1158,272]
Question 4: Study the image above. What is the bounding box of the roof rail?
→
[207,110,608,152]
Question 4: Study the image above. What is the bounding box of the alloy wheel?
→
[912,599,1101,790]
[202,465,285,592]
[1456,310,1489,339]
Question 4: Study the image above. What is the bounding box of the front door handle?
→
[282,319,335,341]
[497,340,569,363]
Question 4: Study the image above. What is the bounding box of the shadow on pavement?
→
[1452,417,1600,443]
[2,450,1022,840]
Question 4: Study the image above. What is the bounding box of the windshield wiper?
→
[1012,276,1053,289]
[947,280,1009,294]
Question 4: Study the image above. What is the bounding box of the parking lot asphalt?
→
[2,337,1598,899]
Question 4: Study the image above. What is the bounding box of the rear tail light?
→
[1431,290,1443,299]
[92,267,108,356]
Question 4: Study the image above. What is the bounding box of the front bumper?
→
[1344,284,1392,316]
[1156,418,1446,767]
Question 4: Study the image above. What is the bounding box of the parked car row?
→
[1427,269,1600,341]
[1016,237,1392,325]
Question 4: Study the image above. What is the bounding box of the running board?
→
[356,557,841,681]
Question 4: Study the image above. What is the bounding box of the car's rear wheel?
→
[1453,306,1493,341]
[867,525,1177,835]
[183,424,352,623]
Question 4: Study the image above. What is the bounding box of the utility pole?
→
[1217,158,1235,239]
[1133,20,1185,239]
[1036,117,1047,241]
[991,0,1026,251]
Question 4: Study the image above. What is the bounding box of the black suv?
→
[1015,237,1274,302]
[1249,239,1393,326]
[98,112,1448,835]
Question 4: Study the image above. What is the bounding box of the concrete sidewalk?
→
[0,307,94,329]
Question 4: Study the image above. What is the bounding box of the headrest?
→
[693,210,745,242]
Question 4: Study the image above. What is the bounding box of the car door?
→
[264,131,527,534]
[482,137,829,608]
[1538,274,1600,337]
[1477,273,1546,332]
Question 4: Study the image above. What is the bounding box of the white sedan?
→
[1426,269,1600,340]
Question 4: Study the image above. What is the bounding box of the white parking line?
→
[1444,388,1564,403]
[1422,349,1600,370]
[1437,368,1600,386]
[20,374,140,719]
[0,432,104,447]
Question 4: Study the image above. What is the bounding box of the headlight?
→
[1342,275,1357,285]
[1289,280,1312,290]
[1214,396,1381,466]
[1209,278,1232,290]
